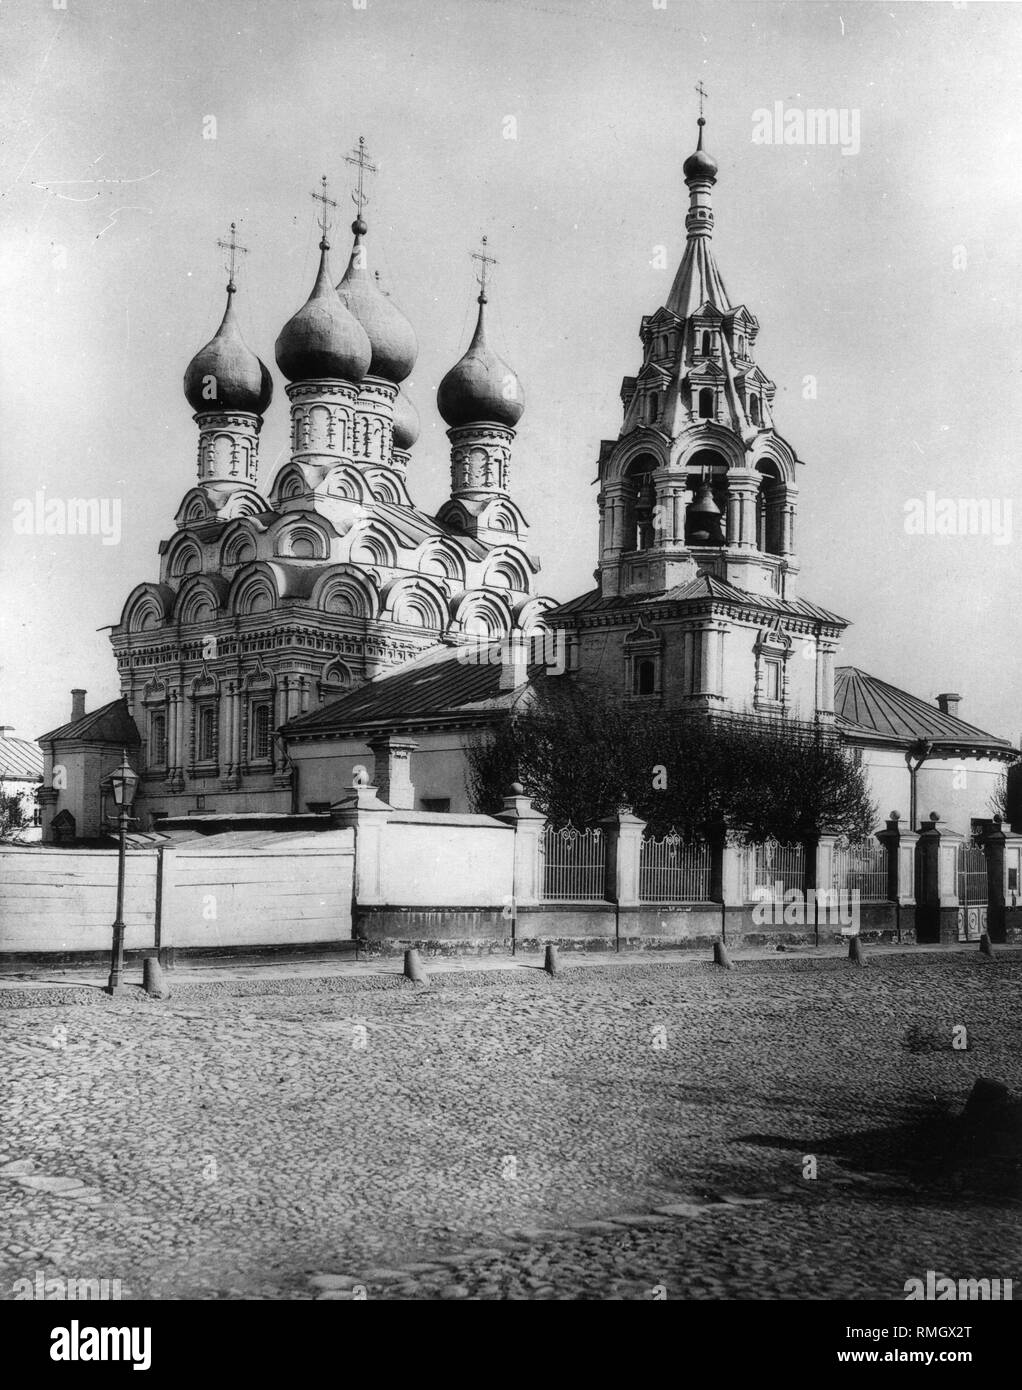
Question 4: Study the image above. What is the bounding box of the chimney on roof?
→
[936,692,961,718]
[367,735,418,811]
[0,725,13,737]
[71,689,86,720]
[498,633,530,692]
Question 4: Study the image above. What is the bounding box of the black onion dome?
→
[437,298,524,429]
[336,223,417,383]
[683,117,718,181]
[392,389,420,450]
[275,244,372,384]
[184,290,272,414]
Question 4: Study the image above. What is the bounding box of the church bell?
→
[685,480,724,545]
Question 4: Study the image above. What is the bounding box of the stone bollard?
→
[713,940,732,969]
[544,944,559,977]
[404,948,429,985]
[143,957,171,1000]
[848,936,866,966]
[979,932,995,958]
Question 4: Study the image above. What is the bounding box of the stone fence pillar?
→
[811,831,840,941]
[703,819,726,904]
[938,830,963,909]
[330,782,394,906]
[811,831,839,898]
[915,811,961,943]
[914,812,941,943]
[495,786,546,908]
[875,813,902,902]
[600,806,645,907]
[720,834,747,909]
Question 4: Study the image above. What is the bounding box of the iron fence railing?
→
[831,839,889,902]
[746,839,805,900]
[639,832,713,903]
[539,825,606,901]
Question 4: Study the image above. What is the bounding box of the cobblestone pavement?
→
[0,953,1019,1300]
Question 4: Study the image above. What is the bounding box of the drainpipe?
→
[906,739,933,831]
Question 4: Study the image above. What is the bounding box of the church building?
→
[38,122,1015,839]
[43,147,554,836]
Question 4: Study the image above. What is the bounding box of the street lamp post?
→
[106,749,139,996]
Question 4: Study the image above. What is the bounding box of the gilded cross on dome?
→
[470,235,497,303]
[311,175,338,246]
[695,80,708,118]
[216,221,248,293]
[345,135,377,217]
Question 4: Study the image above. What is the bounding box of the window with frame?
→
[251,702,272,760]
[698,388,714,419]
[761,658,784,706]
[197,704,217,762]
[634,657,657,697]
[762,657,782,703]
[150,712,167,766]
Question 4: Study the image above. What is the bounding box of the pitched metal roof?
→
[549,575,847,626]
[0,732,43,781]
[371,501,489,561]
[283,643,537,738]
[38,698,142,747]
[834,667,1012,751]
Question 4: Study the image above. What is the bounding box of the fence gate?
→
[956,843,988,942]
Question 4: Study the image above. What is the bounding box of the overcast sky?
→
[2,0,1021,746]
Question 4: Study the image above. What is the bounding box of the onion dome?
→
[275,239,371,385]
[336,219,417,383]
[683,117,718,182]
[437,294,524,429]
[392,389,420,450]
[184,286,272,415]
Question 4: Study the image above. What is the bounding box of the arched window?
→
[701,330,711,357]
[251,703,272,760]
[646,393,658,425]
[749,395,760,425]
[623,456,658,552]
[150,713,166,767]
[198,705,217,762]
[634,658,656,696]
[698,388,714,419]
[756,465,783,555]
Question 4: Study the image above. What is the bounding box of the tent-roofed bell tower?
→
[596,114,801,603]
[551,107,847,726]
